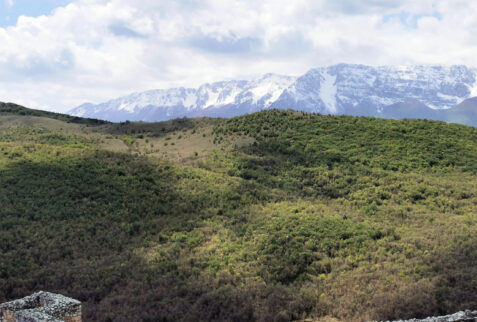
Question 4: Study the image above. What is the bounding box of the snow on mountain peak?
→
[319,71,337,113]
[247,73,296,107]
[69,64,477,122]
[470,69,477,98]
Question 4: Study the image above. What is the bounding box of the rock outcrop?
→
[0,292,81,322]
[390,310,477,322]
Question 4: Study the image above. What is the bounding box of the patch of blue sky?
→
[0,0,73,27]
[382,11,442,29]
[189,34,262,55]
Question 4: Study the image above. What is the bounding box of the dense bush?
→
[0,109,476,321]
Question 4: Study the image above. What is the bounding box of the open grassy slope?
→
[0,106,476,321]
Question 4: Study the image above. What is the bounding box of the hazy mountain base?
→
[0,106,477,321]
[71,97,477,127]
[378,98,477,127]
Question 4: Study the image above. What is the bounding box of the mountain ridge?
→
[69,64,477,125]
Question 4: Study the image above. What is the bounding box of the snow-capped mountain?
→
[69,64,477,124]
[71,73,296,122]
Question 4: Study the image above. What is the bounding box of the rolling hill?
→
[0,102,108,125]
[0,103,477,321]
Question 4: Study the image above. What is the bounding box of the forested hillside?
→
[0,107,476,321]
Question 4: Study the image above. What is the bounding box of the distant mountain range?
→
[69,64,477,126]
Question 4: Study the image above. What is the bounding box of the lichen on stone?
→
[0,292,81,322]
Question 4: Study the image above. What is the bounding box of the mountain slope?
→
[378,99,443,120]
[69,64,477,124]
[1,110,477,321]
[445,97,477,126]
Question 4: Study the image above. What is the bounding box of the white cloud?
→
[0,0,476,112]
[5,0,13,7]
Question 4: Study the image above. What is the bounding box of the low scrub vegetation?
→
[0,109,476,321]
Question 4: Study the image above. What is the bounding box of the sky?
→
[0,0,73,27]
[0,0,476,112]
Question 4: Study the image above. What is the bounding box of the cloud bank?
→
[0,0,476,112]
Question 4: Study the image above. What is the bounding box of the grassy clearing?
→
[98,121,254,164]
